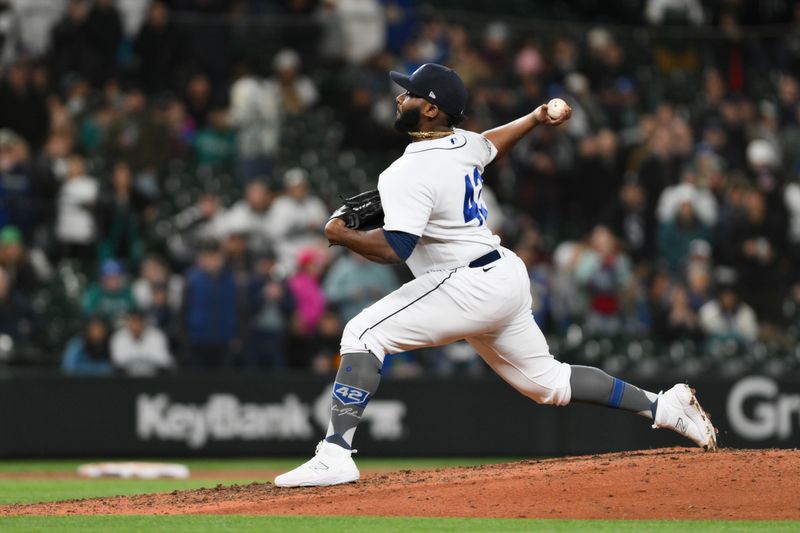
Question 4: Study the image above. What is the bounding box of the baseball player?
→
[275,63,717,488]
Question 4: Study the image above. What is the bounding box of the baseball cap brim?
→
[389,71,415,93]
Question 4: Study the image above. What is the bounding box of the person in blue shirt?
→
[61,316,114,376]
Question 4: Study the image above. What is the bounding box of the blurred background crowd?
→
[0,0,799,378]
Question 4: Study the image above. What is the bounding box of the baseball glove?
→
[329,189,384,230]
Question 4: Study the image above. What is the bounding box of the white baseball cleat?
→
[653,384,718,451]
[274,440,360,488]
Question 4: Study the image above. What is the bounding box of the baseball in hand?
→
[547,98,567,120]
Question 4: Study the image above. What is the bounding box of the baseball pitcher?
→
[275,63,717,488]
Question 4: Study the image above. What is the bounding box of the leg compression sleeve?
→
[324,352,383,449]
[569,365,658,419]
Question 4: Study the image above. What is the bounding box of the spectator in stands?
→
[308,308,343,374]
[514,239,552,333]
[443,25,487,91]
[130,255,180,349]
[638,112,688,215]
[574,225,634,335]
[657,200,711,276]
[645,0,705,26]
[287,247,326,368]
[339,83,405,152]
[183,73,213,129]
[269,168,328,271]
[0,62,49,151]
[0,226,42,296]
[686,255,713,311]
[55,153,99,263]
[719,189,785,324]
[49,0,94,83]
[602,181,655,263]
[168,193,226,266]
[162,98,195,160]
[181,240,241,368]
[699,282,759,344]
[223,179,274,255]
[268,49,319,116]
[145,281,179,351]
[170,0,231,88]
[12,0,61,58]
[323,250,399,324]
[106,88,167,174]
[317,0,385,65]
[657,168,718,229]
[222,228,252,289]
[132,254,183,312]
[653,284,702,343]
[193,106,236,169]
[273,0,322,62]
[0,129,35,237]
[31,131,72,232]
[97,161,145,270]
[549,239,588,332]
[480,21,512,78]
[0,264,32,340]
[61,315,114,376]
[82,258,135,325]
[229,62,281,180]
[572,129,623,233]
[133,0,178,95]
[245,249,295,370]
[115,0,148,39]
[110,308,174,375]
[85,0,123,87]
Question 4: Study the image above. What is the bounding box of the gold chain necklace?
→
[407,129,455,140]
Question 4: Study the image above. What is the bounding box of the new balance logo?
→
[676,417,688,434]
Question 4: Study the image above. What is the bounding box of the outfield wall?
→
[0,374,798,457]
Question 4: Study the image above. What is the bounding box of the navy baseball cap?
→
[390,63,468,119]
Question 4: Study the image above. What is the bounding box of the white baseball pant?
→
[340,248,572,405]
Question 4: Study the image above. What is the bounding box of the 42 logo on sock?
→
[333,383,371,406]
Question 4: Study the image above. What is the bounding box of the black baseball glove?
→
[329,189,384,230]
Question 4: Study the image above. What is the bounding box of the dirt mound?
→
[2,448,799,519]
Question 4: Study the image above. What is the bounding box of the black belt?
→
[468,249,501,268]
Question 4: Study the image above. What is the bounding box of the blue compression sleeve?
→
[383,230,419,261]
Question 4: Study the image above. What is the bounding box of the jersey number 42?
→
[463,167,489,225]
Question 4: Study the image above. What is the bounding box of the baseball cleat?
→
[653,384,718,451]
[274,440,360,487]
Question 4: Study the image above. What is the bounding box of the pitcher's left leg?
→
[468,311,717,450]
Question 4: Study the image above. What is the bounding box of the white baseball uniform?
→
[340,129,572,406]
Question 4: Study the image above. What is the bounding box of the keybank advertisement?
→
[0,375,797,456]
[136,386,406,449]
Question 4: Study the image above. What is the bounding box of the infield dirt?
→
[1,447,798,519]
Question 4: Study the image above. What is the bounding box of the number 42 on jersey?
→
[463,167,489,225]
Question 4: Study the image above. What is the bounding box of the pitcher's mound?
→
[2,448,799,519]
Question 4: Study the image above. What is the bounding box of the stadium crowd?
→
[0,0,798,377]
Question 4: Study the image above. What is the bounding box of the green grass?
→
[0,516,796,532]
[0,457,516,474]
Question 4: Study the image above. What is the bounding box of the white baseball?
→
[547,98,567,120]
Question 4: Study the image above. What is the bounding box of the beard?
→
[394,106,422,133]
